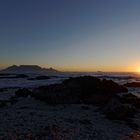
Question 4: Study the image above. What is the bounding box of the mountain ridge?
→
[0,65,59,74]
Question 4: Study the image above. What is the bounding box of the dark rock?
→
[28,76,50,80]
[15,88,32,97]
[99,75,134,80]
[121,130,140,140]
[102,97,137,120]
[119,93,140,109]
[35,76,50,80]
[0,101,7,108]
[124,82,140,87]
[9,96,18,104]
[0,74,28,79]
[0,73,11,76]
[15,74,28,78]
[32,84,79,104]
[81,105,90,110]
[31,76,127,105]
[0,89,5,92]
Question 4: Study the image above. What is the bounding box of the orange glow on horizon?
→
[56,65,138,73]
[136,67,140,73]
[0,64,139,73]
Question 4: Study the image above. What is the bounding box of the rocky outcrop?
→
[121,130,140,140]
[28,76,50,80]
[119,93,140,109]
[31,76,127,105]
[15,74,29,78]
[102,93,140,125]
[102,96,137,120]
[0,74,28,79]
[14,76,140,123]
[124,82,140,87]
[15,88,32,97]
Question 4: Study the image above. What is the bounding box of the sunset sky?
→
[1,0,140,72]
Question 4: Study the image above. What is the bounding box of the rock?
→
[15,74,28,78]
[9,96,18,105]
[124,82,140,87]
[28,76,50,80]
[102,97,137,120]
[99,75,134,80]
[32,84,79,104]
[0,74,28,79]
[15,88,32,97]
[31,76,128,105]
[0,88,5,92]
[0,101,7,108]
[34,75,50,80]
[119,93,140,109]
[121,130,140,140]
[81,105,90,110]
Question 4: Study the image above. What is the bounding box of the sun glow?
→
[137,68,140,73]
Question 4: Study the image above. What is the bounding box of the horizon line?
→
[0,64,139,73]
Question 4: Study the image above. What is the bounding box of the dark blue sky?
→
[1,0,140,71]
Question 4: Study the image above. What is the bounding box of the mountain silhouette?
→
[0,65,59,74]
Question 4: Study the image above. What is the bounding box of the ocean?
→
[0,72,140,96]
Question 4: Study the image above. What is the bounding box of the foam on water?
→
[0,72,140,91]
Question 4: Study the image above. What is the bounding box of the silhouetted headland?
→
[0,65,59,74]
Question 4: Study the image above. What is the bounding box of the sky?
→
[1,0,140,72]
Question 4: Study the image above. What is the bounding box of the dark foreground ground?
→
[0,76,140,140]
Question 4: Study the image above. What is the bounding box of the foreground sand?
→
[0,96,134,140]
